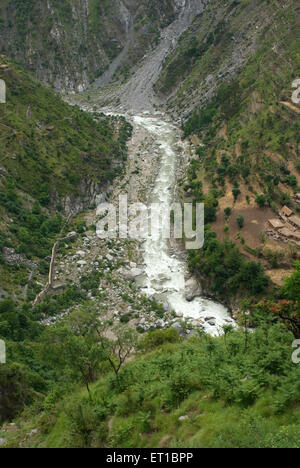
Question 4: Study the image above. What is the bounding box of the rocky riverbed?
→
[43,109,235,336]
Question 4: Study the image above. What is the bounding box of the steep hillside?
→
[2,323,300,448]
[156,0,300,117]
[1,0,300,451]
[0,55,131,300]
[0,0,179,92]
[154,0,300,299]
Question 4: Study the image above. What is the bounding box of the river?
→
[133,115,235,336]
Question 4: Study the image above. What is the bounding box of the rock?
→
[66,232,77,240]
[3,247,37,269]
[0,438,7,446]
[134,273,148,287]
[171,322,182,331]
[0,167,8,177]
[178,415,189,422]
[205,317,215,322]
[77,260,87,266]
[192,320,201,327]
[121,267,144,280]
[76,250,86,258]
[185,277,202,302]
[156,319,165,328]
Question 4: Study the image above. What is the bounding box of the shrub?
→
[236,215,245,229]
[138,329,180,351]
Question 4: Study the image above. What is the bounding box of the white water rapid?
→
[133,115,235,336]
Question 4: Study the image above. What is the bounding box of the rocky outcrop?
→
[3,248,38,269]
[0,0,179,92]
[57,179,112,217]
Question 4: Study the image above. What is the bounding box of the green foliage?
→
[138,328,180,351]
[188,228,269,297]
[236,215,245,229]
[281,262,300,303]
[256,194,267,208]
[0,363,33,424]
[6,323,300,448]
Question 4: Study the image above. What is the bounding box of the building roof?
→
[281,206,293,217]
[268,219,285,229]
[290,216,300,229]
[278,228,295,238]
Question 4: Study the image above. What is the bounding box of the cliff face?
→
[0,0,179,92]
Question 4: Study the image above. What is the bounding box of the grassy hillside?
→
[2,320,300,448]
[0,56,131,299]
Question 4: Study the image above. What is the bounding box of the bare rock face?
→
[3,248,38,269]
[0,0,180,93]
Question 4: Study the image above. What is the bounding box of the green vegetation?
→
[3,320,300,448]
[1,0,300,450]
[236,215,245,230]
[159,0,299,210]
[0,57,131,296]
[188,228,269,298]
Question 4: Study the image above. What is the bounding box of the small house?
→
[290,216,300,229]
[268,219,285,230]
[281,206,293,217]
[278,228,295,239]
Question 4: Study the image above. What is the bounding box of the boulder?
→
[178,415,189,422]
[185,277,202,302]
[66,232,77,240]
[121,267,144,280]
[76,250,86,258]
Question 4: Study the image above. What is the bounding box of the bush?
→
[256,194,267,208]
[236,215,245,229]
[138,329,180,351]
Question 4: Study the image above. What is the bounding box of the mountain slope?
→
[155,0,300,117]
[0,0,180,92]
[0,55,131,299]
[154,0,300,298]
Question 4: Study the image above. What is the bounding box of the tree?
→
[224,207,232,218]
[96,323,138,388]
[256,194,267,208]
[0,363,32,423]
[281,262,300,303]
[42,309,105,397]
[232,188,241,202]
[236,215,245,229]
